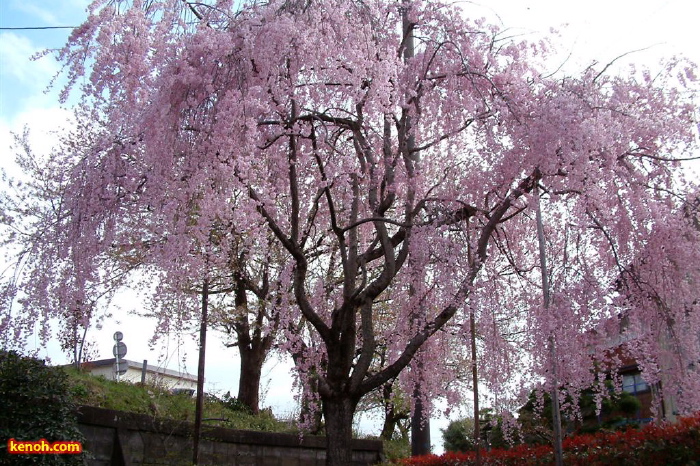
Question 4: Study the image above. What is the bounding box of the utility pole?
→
[192,278,209,465]
[465,218,482,466]
[470,309,482,466]
[534,183,564,466]
[402,0,431,456]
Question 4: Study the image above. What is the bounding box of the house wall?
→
[119,367,198,391]
[88,365,117,380]
[603,345,658,422]
[80,359,197,392]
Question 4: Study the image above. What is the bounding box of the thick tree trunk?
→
[230,273,275,415]
[380,413,395,440]
[237,345,265,414]
[323,396,358,466]
[410,384,431,456]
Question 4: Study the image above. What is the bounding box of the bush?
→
[0,350,84,465]
[383,436,411,461]
[398,413,700,466]
[442,418,476,453]
[217,391,253,414]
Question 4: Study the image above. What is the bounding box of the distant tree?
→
[205,232,287,415]
[442,418,476,453]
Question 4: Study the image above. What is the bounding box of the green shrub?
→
[441,418,476,453]
[0,350,84,465]
[216,391,253,414]
[381,436,411,461]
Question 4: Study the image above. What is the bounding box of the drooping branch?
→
[359,169,541,395]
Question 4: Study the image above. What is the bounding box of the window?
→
[622,372,648,394]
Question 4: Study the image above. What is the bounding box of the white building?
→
[78,358,198,394]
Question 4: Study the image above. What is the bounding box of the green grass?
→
[63,366,296,433]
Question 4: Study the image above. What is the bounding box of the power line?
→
[0,26,76,30]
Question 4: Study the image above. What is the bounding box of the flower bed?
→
[398,413,700,466]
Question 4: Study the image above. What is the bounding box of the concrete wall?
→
[77,406,383,466]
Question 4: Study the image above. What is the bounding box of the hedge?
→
[399,413,700,466]
[0,350,84,465]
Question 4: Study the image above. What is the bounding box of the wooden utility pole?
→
[465,216,482,466]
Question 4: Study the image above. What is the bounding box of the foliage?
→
[398,413,700,466]
[382,436,412,462]
[477,409,510,451]
[442,418,476,453]
[217,391,254,414]
[576,388,643,434]
[0,351,84,465]
[517,384,645,443]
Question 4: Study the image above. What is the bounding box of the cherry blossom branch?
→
[358,169,540,395]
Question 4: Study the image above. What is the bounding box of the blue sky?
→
[0,0,89,122]
[2,0,698,130]
[1,0,699,449]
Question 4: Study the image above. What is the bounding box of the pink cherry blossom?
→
[1,1,698,463]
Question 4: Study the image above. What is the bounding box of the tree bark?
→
[237,343,266,414]
[300,375,324,435]
[410,383,431,456]
[323,396,359,466]
[380,381,408,440]
[230,272,275,415]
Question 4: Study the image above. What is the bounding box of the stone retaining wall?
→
[77,405,383,466]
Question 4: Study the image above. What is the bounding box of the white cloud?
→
[0,31,64,130]
[0,32,57,83]
[473,0,700,71]
[14,2,60,27]
[7,0,90,27]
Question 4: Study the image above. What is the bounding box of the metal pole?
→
[534,185,564,466]
[470,310,482,466]
[193,279,209,465]
[402,1,431,456]
[141,360,147,385]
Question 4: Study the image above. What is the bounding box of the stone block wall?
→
[76,406,382,466]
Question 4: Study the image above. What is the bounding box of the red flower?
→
[397,413,700,466]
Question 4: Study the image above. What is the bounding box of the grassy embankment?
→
[64,367,411,460]
[63,366,294,433]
